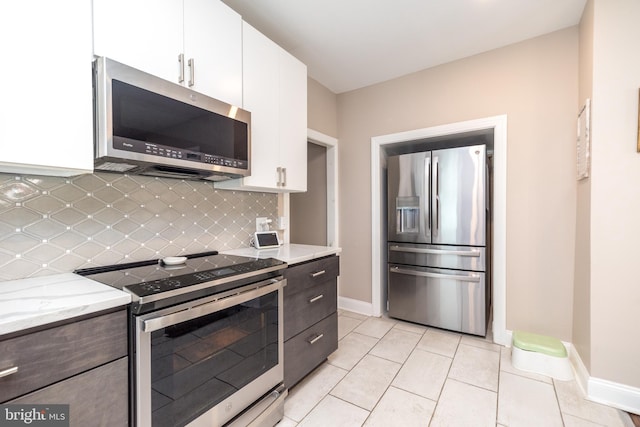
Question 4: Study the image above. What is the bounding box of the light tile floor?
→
[278,310,633,427]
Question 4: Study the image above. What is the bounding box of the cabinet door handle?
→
[282,167,287,187]
[276,167,283,187]
[309,294,324,303]
[308,334,324,345]
[178,53,185,83]
[0,366,18,378]
[188,58,195,87]
[310,270,326,278]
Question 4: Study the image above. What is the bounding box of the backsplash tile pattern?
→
[0,173,277,281]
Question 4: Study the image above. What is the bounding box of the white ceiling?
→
[222,0,587,94]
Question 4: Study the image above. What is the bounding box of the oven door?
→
[135,277,285,427]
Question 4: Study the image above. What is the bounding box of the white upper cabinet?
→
[0,0,94,176]
[183,0,242,107]
[216,22,307,193]
[278,47,308,192]
[93,0,242,107]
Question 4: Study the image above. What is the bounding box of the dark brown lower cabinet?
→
[0,308,129,426]
[284,313,338,387]
[10,357,128,426]
[283,255,340,388]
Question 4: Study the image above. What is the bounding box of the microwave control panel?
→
[113,137,248,170]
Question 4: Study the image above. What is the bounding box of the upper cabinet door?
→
[278,49,307,192]
[183,0,242,106]
[0,0,93,176]
[238,22,280,189]
[216,21,308,193]
[93,0,184,84]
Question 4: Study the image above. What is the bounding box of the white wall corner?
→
[569,343,640,416]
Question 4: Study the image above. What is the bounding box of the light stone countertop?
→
[223,243,341,265]
[0,273,131,336]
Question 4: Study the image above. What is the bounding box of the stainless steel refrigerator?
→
[387,144,488,336]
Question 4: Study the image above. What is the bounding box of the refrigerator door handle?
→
[434,158,440,234]
[389,245,481,257]
[390,266,481,283]
[425,156,431,234]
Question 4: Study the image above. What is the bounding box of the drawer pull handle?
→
[0,366,18,378]
[308,334,324,345]
[309,294,324,303]
[311,270,326,278]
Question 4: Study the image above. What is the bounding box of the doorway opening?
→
[371,115,508,345]
[289,129,339,248]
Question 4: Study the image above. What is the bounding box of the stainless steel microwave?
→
[93,57,251,181]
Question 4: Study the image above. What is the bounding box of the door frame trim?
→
[371,115,508,345]
[307,129,339,248]
[281,129,338,247]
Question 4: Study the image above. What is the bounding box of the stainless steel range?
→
[76,251,288,427]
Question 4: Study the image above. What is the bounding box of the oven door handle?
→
[141,278,284,333]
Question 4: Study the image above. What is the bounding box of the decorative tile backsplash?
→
[0,173,277,281]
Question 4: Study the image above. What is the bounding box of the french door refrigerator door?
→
[387,151,431,243]
[431,144,486,246]
[388,264,486,336]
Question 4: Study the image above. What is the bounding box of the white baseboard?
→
[569,343,640,415]
[588,377,640,415]
[338,296,375,317]
[568,343,590,395]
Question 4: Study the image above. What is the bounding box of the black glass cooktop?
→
[75,251,286,311]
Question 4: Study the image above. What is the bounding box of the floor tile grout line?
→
[496,338,503,426]
[551,378,568,427]
[427,333,461,427]
[359,325,424,427]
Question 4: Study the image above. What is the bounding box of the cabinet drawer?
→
[283,255,339,296]
[10,357,128,427]
[284,279,336,341]
[0,309,127,402]
[284,312,338,388]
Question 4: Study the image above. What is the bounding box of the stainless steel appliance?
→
[93,57,251,181]
[387,144,488,336]
[76,252,287,427]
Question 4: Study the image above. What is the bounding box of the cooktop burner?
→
[75,251,287,313]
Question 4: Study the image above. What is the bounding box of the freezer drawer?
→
[388,243,485,272]
[388,264,486,336]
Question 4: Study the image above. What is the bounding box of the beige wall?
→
[307,77,338,138]
[573,0,594,372]
[337,28,579,340]
[589,0,640,387]
[290,143,328,245]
